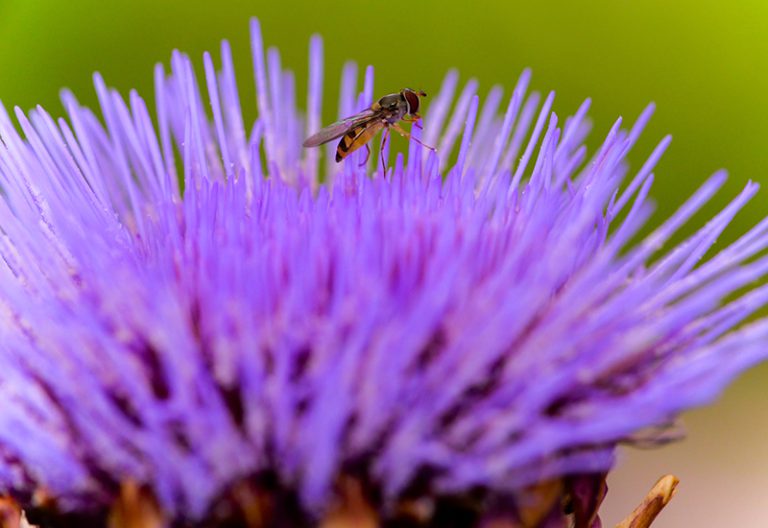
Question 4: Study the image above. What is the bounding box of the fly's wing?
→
[302,109,377,147]
[335,120,385,162]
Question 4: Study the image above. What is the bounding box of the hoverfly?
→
[302,88,435,164]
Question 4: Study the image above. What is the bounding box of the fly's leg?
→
[402,114,424,130]
[379,126,390,173]
[358,143,371,167]
[390,122,436,152]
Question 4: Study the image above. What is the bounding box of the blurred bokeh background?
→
[1,0,766,524]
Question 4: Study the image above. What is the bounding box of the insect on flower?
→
[302,87,435,164]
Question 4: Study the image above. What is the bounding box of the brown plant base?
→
[0,474,677,528]
[614,475,678,528]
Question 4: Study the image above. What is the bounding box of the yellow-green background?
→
[1,0,766,525]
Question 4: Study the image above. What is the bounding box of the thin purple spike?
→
[608,174,656,253]
[153,63,179,189]
[91,74,147,235]
[423,69,459,148]
[248,123,264,186]
[61,92,114,205]
[16,109,67,195]
[455,94,479,177]
[466,84,503,168]
[651,194,768,307]
[612,135,672,215]
[626,170,728,271]
[661,182,759,284]
[527,113,559,195]
[590,116,624,176]
[696,282,768,347]
[622,103,656,154]
[108,90,159,197]
[220,40,248,177]
[304,35,323,184]
[501,91,540,175]
[510,90,555,190]
[250,18,274,171]
[263,47,296,181]
[362,65,374,111]
[282,70,299,179]
[356,65,375,169]
[436,79,478,161]
[487,69,531,179]
[203,52,233,180]
[338,61,358,119]
[327,61,358,181]
[57,116,104,201]
[554,145,587,190]
[182,113,193,190]
[174,52,211,184]
[267,47,284,143]
[130,90,172,198]
[555,98,591,160]
[706,215,768,272]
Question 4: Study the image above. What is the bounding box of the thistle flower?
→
[0,17,767,528]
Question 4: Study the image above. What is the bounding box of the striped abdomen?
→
[335,121,385,162]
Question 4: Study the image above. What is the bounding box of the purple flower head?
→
[1,17,767,527]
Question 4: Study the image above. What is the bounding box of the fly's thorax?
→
[384,110,405,125]
[377,93,404,111]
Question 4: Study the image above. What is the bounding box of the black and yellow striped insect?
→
[302,88,434,164]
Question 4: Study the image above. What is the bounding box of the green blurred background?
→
[1,0,766,524]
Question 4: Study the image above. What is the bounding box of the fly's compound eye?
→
[403,90,420,115]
